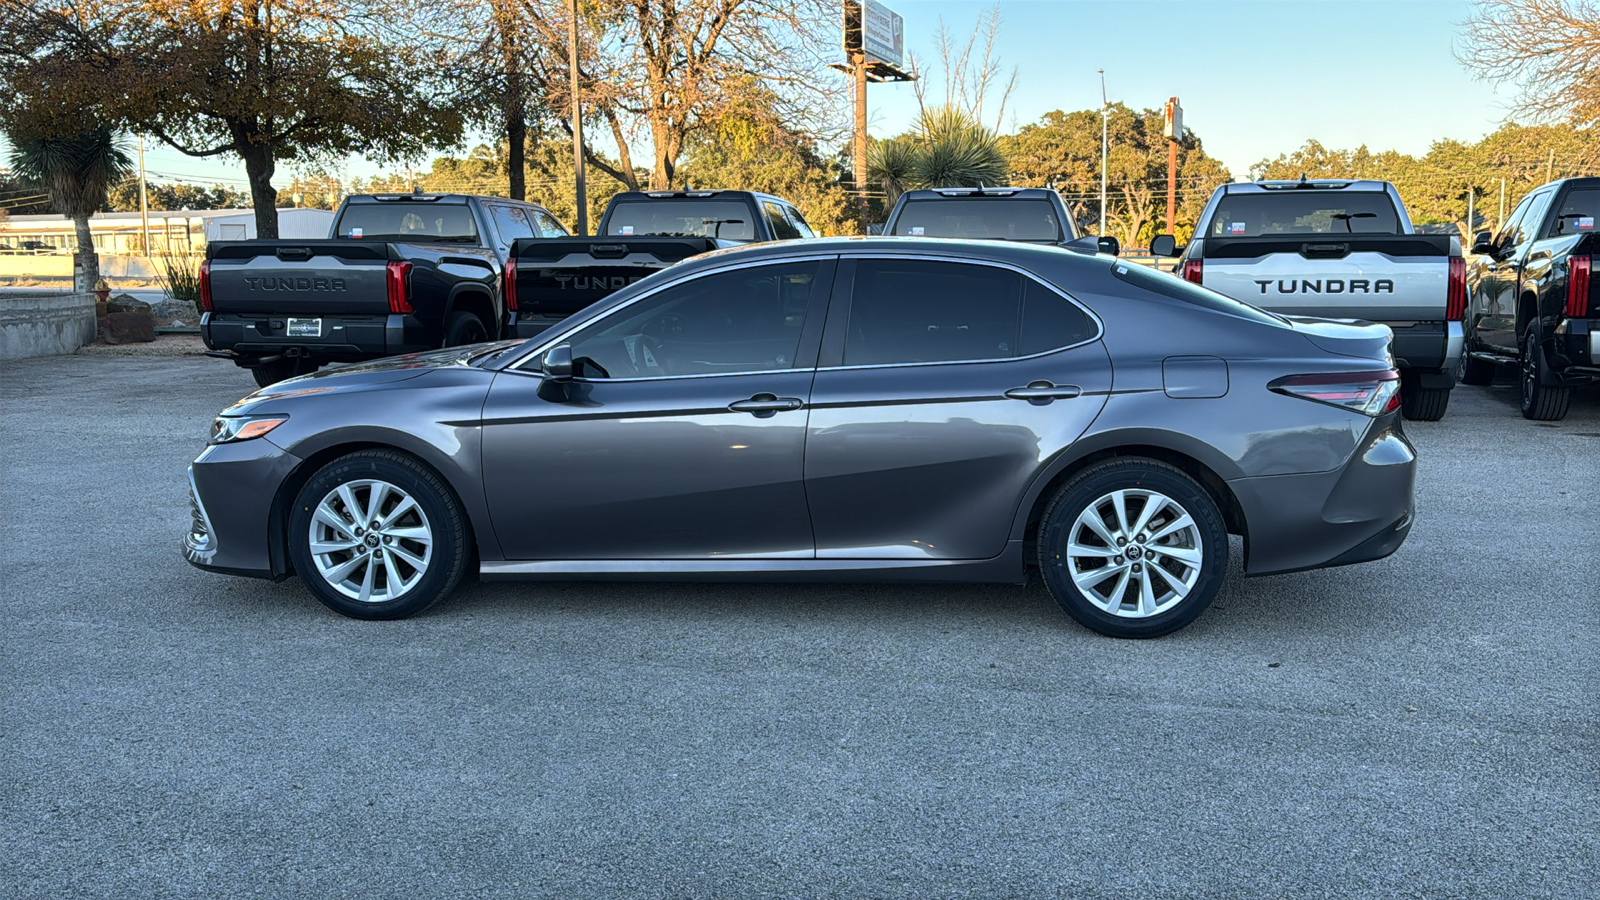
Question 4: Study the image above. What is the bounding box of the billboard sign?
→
[845,0,905,69]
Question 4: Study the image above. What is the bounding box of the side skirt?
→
[480,541,1027,584]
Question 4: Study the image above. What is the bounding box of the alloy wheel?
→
[1065,489,1204,618]
[308,479,433,603]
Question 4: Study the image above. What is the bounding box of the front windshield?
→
[892,198,1064,242]
[335,202,479,243]
[604,200,756,242]
[1210,191,1401,237]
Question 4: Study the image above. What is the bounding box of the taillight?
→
[198,259,213,312]
[1270,369,1402,417]
[386,260,413,314]
[1567,256,1591,318]
[503,257,518,312]
[1181,259,1203,284]
[1446,257,1466,321]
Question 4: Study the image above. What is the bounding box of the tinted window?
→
[1019,279,1096,355]
[489,205,537,244]
[1208,191,1401,236]
[785,206,816,238]
[603,200,756,242]
[535,211,569,237]
[1512,190,1554,247]
[1111,262,1286,327]
[335,203,479,242]
[1496,195,1534,250]
[845,259,1024,365]
[559,260,825,378]
[1546,188,1598,237]
[891,198,1063,242]
[764,202,803,240]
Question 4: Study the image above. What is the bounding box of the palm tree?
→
[866,106,1009,207]
[7,128,134,291]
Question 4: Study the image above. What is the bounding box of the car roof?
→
[344,193,551,208]
[1223,180,1393,194]
[609,190,792,203]
[675,235,1108,276]
[896,187,1058,200]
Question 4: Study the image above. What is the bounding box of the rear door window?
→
[764,202,803,241]
[784,206,816,238]
[489,205,537,247]
[534,210,569,237]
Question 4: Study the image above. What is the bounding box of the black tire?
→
[1458,353,1497,386]
[251,357,314,388]
[1520,324,1572,421]
[444,311,490,347]
[1038,458,1228,638]
[1400,371,1451,421]
[287,449,469,620]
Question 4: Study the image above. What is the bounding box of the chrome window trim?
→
[826,251,1105,370]
[500,249,1106,376]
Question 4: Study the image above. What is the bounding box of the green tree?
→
[867,106,1009,208]
[5,127,133,289]
[105,180,247,212]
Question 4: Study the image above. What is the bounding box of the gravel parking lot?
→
[3,352,1597,898]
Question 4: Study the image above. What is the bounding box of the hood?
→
[1282,315,1395,365]
[225,341,518,414]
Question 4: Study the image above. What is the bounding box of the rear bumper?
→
[1388,320,1462,374]
[1550,318,1600,382]
[1230,415,1417,576]
[183,439,300,579]
[202,312,434,364]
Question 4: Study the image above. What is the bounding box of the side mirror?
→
[1471,231,1493,255]
[541,343,573,382]
[1097,235,1121,256]
[1149,234,1177,257]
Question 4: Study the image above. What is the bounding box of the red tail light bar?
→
[503,258,518,312]
[198,259,213,312]
[1446,257,1466,321]
[1270,369,1402,417]
[1181,259,1203,284]
[386,260,413,314]
[1567,256,1591,318]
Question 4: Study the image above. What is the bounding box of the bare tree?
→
[909,2,1016,133]
[1459,0,1600,126]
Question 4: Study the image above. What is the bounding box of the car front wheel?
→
[1038,459,1228,638]
[288,449,469,619]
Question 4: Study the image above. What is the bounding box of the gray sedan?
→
[185,238,1417,637]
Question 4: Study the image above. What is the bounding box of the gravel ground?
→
[2,353,1596,899]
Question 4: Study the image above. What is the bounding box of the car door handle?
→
[1005,381,1083,401]
[728,393,804,414]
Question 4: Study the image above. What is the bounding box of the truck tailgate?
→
[510,237,717,316]
[207,241,394,316]
[1200,235,1452,322]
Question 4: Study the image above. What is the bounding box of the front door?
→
[804,256,1112,560]
[481,257,835,560]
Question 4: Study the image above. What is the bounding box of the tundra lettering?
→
[1254,279,1395,294]
[243,277,347,292]
[549,272,645,291]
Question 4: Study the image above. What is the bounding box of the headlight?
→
[210,415,288,444]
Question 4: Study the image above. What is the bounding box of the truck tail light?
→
[1446,257,1466,321]
[1269,369,1402,417]
[198,259,213,312]
[1567,256,1591,318]
[503,258,518,312]
[1181,259,1203,284]
[386,260,413,314]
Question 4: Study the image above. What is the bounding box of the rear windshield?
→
[1111,261,1286,326]
[891,198,1064,242]
[1209,191,1401,237]
[335,202,479,243]
[603,200,756,242]
[1547,188,1598,237]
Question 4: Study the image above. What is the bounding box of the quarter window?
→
[843,259,1092,366]
[556,260,827,379]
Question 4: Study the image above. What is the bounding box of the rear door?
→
[803,255,1112,560]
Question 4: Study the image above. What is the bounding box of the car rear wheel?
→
[288,450,468,619]
[1400,371,1451,421]
[1038,459,1228,638]
[445,311,489,347]
[1458,353,1497,386]
[1520,324,1572,421]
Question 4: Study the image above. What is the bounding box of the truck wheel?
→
[287,449,468,620]
[251,357,314,388]
[1038,458,1228,639]
[445,312,489,347]
[1520,325,1572,421]
[1400,372,1451,422]
[1458,353,1497,386]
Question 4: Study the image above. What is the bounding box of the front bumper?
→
[183,438,300,579]
[1229,414,1418,576]
[202,312,433,364]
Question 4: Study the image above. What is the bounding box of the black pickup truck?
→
[506,189,816,337]
[881,187,1118,254]
[1462,176,1598,420]
[202,192,569,386]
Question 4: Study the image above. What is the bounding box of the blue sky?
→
[7,0,1516,193]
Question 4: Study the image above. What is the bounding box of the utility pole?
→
[833,2,910,235]
[854,51,869,233]
[136,135,150,255]
[1164,97,1181,237]
[1498,178,1506,231]
[1546,148,1555,183]
[569,0,588,236]
[1466,188,1475,241]
[1099,70,1108,238]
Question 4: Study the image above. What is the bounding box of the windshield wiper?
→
[1330,212,1378,233]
